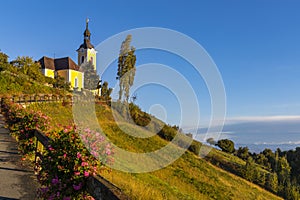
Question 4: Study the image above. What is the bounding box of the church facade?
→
[39,19,97,91]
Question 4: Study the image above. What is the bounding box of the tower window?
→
[81,56,84,64]
[90,56,93,63]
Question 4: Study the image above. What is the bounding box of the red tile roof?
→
[39,56,55,70]
[39,56,80,71]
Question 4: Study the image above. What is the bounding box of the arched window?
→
[75,77,78,88]
[90,56,93,63]
[81,56,84,64]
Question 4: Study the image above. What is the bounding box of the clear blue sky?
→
[1,0,300,130]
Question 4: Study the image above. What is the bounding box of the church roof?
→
[54,57,80,71]
[77,39,94,50]
[39,56,55,70]
[38,56,80,71]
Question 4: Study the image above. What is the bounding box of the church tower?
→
[77,18,97,70]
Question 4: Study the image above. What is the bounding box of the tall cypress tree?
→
[117,35,136,102]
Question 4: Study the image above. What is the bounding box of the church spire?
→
[84,18,91,40]
[77,18,94,50]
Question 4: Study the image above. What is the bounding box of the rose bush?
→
[38,126,113,199]
[1,98,49,154]
[1,98,114,199]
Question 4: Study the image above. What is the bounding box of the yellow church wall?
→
[57,70,84,90]
[42,69,55,78]
[69,70,84,90]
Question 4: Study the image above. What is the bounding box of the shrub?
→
[188,141,201,155]
[37,127,113,199]
[1,99,49,154]
[217,139,235,154]
[157,125,177,141]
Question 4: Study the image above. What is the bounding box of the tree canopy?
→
[80,61,99,90]
[217,139,235,154]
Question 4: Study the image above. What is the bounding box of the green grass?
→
[28,102,282,200]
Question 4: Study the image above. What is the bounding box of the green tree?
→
[255,170,266,187]
[53,75,70,91]
[100,81,113,101]
[117,35,136,102]
[255,153,270,169]
[206,138,217,146]
[217,139,235,153]
[276,156,291,186]
[265,172,278,193]
[12,56,45,82]
[0,51,9,71]
[80,61,99,90]
[243,157,256,182]
[263,148,277,171]
[237,146,250,160]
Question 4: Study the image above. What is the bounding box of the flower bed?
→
[1,99,113,199]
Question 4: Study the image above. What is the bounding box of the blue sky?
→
[1,1,300,146]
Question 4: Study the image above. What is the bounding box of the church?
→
[38,19,97,91]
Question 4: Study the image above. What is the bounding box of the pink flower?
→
[73,183,82,191]
[84,171,89,177]
[85,196,95,200]
[63,197,71,200]
[74,171,80,176]
[77,152,81,159]
[106,149,111,156]
[63,153,67,158]
[84,128,91,133]
[91,151,99,158]
[51,176,59,185]
[98,136,105,142]
[81,162,88,167]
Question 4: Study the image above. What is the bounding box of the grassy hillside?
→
[27,102,282,200]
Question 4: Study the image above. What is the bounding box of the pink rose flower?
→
[77,152,81,159]
[91,151,99,158]
[48,146,54,151]
[106,149,111,156]
[74,171,80,176]
[84,171,89,177]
